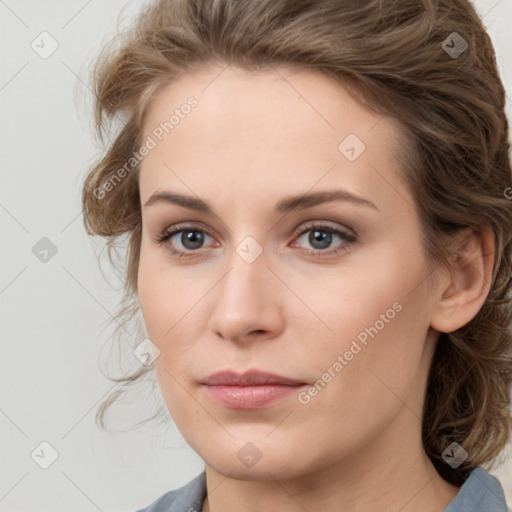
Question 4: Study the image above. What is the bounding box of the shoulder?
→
[444,467,511,512]
[134,471,207,512]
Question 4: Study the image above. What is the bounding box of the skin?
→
[136,63,494,512]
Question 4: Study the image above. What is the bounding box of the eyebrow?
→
[143,189,378,213]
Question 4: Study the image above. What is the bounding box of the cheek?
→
[137,253,203,416]
[137,242,198,339]
[292,297,428,463]
[295,258,421,349]
[299,255,431,404]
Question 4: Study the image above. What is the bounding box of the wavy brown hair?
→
[81,0,512,486]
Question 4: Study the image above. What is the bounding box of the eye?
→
[292,223,356,256]
[154,224,216,258]
[154,221,357,259]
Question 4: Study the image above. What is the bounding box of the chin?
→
[193,436,317,481]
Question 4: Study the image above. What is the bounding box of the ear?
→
[430,225,495,334]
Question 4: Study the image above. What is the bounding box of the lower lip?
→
[202,384,305,409]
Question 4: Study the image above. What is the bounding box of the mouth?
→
[200,369,307,409]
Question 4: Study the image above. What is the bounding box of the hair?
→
[81,0,512,486]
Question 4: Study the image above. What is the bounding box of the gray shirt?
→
[135,467,511,512]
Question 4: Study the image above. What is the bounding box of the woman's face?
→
[137,64,444,479]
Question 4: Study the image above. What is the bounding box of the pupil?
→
[182,230,204,249]
[310,230,331,249]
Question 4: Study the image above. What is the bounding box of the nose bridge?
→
[218,238,269,308]
[217,218,268,288]
[208,233,283,341]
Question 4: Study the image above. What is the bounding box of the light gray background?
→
[1,1,511,510]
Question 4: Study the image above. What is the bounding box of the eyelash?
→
[154,222,357,259]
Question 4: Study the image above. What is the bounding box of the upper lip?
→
[200,369,306,386]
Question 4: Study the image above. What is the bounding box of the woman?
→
[81,0,512,510]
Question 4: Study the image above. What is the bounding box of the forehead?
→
[139,64,409,214]
[143,64,396,142]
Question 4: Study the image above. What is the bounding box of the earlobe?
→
[430,226,495,334]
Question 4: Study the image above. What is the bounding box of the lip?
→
[200,370,307,409]
[201,369,305,386]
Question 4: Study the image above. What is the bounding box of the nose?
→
[207,249,285,345]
